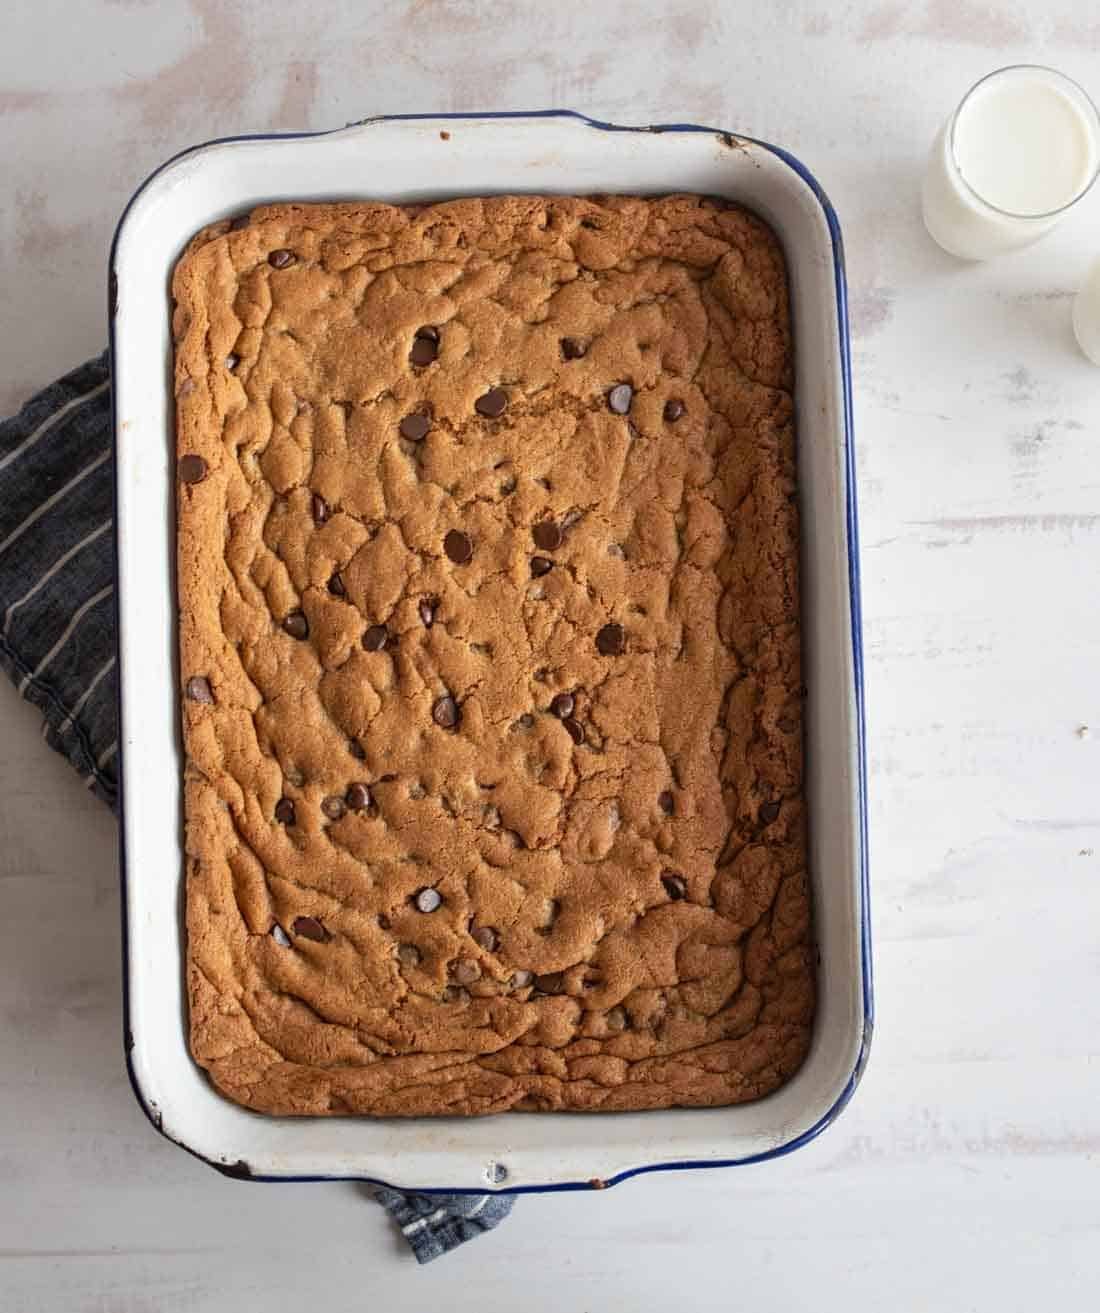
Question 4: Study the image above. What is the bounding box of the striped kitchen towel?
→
[0,355,116,805]
[0,352,515,1262]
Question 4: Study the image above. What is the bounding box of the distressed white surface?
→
[1,1,1099,1309]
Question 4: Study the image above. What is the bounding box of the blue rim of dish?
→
[109,108,872,1194]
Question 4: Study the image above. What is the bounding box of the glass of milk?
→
[922,65,1100,260]
[1073,257,1100,364]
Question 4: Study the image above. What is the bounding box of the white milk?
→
[1073,256,1100,365]
[922,67,1100,260]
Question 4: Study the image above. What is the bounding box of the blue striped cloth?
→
[0,355,116,805]
[0,353,515,1262]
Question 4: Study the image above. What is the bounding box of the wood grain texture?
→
[2,0,1099,1308]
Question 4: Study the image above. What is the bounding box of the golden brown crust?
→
[173,194,812,1116]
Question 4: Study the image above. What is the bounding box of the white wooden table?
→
[2,2,1098,1308]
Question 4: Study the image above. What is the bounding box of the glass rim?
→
[948,64,1100,221]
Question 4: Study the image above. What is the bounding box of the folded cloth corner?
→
[372,1187,517,1264]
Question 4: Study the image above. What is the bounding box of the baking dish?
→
[110,111,870,1192]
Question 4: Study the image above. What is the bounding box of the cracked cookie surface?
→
[173,194,812,1116]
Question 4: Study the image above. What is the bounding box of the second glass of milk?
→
[922,66,1100,260]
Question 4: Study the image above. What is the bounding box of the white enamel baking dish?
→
[110,111,871,1193]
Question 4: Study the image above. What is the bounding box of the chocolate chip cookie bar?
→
[173,194,812,1116]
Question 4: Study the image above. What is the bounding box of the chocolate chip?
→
[399,412,431,441]
[595,622,625,655]
[432,694,460,729]
[535,972,563,994]
[225,353,239,372]
[328,572,346,597]
[362,624,388,651]
[561,337,587,359]
[510,969,534,990]
[349,740,366,760]
[661,873,687,900]
[530,556,553,577]
[658,790,675,815]
[282,610,309,640]
[410,329,439,366]
[186,676,214,704]
[321,795,346,821]
[562,717,585,745]
[409,338,438,367]
[663,398,686,422]
[312,493,329,524]
[550,692,575,719]
[605,1005,628,1032]
[346,782,372,812]
[472,926,499,952]
[607,383,633,415]
[268,248,295,268]
[414,887,442,913]
[444,529,474,564]
[274,798,296,825]
[378,913,391,930]
[453,959,481,984]
[292,915,329,941]
[759,800,781,825]
[397,943,421,967]
[418,596,438,627]
[532,520,563,551]
[475,387,508,418]
[178,454,207,484]
[270,923,291,947]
